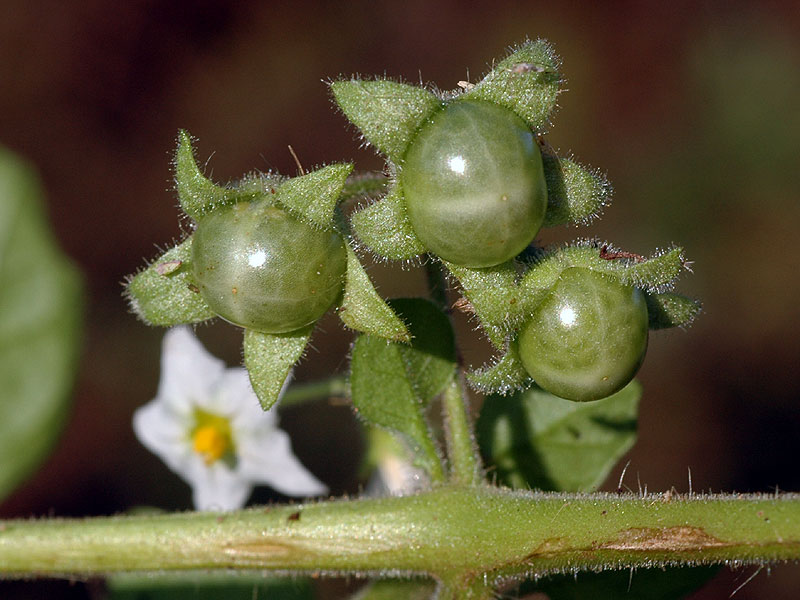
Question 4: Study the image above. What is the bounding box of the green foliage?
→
[330,79,443,163]
[275,162,353,230]
[463,39,561,130]
[125,238,216,326]
[174,130,273,221]
[477,381,640,492]
[243,326,312,410]
[0,147,83,501]
[350,299,457,481]
[521,565,719,600]
[541,150,612,227]
[645,292,702,329]
[351,579,436,600]
[339,245,410,342]
[467,339,530,395]
[350,182,426,261]
[108,573,313,600]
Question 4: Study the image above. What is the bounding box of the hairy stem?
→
[2,486,799,584]
[280,375,348,407]
[441,378,483,486]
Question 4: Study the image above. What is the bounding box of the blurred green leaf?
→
[351,578,436,600]
[108,573,313,600]
[0,147,82,501]
[477,381,640,492]
[520,565,719,600]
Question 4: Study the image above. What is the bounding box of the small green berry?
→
[192,200,346,333]
[400,99,547,268]
[518,267,648,401]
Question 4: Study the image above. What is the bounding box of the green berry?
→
[400,99,547,268]
[191,200,346,333]
[518,267,648,401]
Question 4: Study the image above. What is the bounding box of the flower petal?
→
[133,400,190,474]
[158,326,225,414]
[237,428,327,497]
[184,457,253,511]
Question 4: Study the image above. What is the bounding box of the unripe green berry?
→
[518,267,648,401]
[191,201,346,333]
[400,99,547,268]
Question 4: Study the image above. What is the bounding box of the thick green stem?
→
[441,378,483,486]
[2,486,799,585]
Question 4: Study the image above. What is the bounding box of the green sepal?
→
[467,338,530,395]
[389,298,457,403]
[275,163,353,230]
[464,39,561,130]
[445,260,524,346]
[125,237,216,326]
[331,79,443,163]
[645,292,702,329]
[350,182,426,261]
[541,150,612,227]
[175,130,273,221]
[243,326,312,411]
[339,244,411,342]
[350,334,444,481]
[477,380,641,492]
[520,243,688,297]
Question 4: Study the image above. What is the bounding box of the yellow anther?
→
[191,411,233,465]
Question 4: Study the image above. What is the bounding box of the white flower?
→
[133,326,327,511]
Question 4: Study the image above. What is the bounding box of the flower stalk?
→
[2,486,799,583]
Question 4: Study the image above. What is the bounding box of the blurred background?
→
[1,1,799,598]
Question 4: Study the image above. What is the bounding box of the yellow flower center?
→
[191,410,234,465]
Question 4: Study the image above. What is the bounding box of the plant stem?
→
[280,375,348,407]
[341,173,389,203]
[2,486,799,583]
[441,378,482,486]
[424,259,449,312]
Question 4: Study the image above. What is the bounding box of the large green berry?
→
[400,99,547,268]
[518,267,648,401]
[191,200,346,333]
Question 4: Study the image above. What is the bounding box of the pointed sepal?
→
[339,245,411,342]
[541,150,612,227]
[645,292,702,329]
[445,260,523,347]
[467,339,531,395]
[125,238,216,326]
[350,182,426,261]
[275,163,353,230]
[331,79,442,162]
[175,130,271,220]
[243,326,312,410]
[464,39,561,130]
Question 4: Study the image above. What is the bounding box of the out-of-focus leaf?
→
[108,573,313,600]
[0,147,82,501]
[477,381,640,492]
[351,578,436,600]
[519,565,719,600]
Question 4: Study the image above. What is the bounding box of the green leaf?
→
[275,163,353,230]
[125,237,216,326]
[520,565,719,600]
[0,147,83,501]
[350,182,426,261]
[331,79,443,162]
[243,326,312,410]
[108,573,313,600]
[339,244,410,342]
[351,579,436,600]
[467,339,530,395]
[389,298,456,403]
[541,150,612,227]
[350,334,444,481]
[174,130,273,220]
[477,381,641,492]
[645,292,702,329]
[464,39,561,130]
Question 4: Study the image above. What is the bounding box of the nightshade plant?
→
[2,39,800,600]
